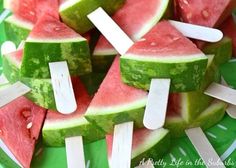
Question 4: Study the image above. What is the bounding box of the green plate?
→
[1,3,236,168]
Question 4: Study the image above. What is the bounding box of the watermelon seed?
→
[150,42,156,46]
[186,13,192,19]
[27,122,33,129]
[138,38,146,42]
[182,0,189,5]
[21,109,31,118]
[29,11,35,16]
[201,10,210,19]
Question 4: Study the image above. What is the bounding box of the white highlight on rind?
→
[186,127,225,168]
[0,9,10,24]
[204,83,236,106]
[111,122,133,168]
[0,139,23,168]
[143,79,170,130]
[49,61,77,114]
[1,41,16,55]
[0,82,31,108]
[65,136,85,168]
[169,20,223,42]
[88,7,134,55]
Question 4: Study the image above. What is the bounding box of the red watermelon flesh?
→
[28,14,82,40]
[0,96,46,168]
[127,21,203,57]
[45,77,91,121]
[8,0,59,23]
[89,57,147,108]
[220,16,236,56]
[87,56,181,114]
[94,0,168,54]
[175,0,236,27]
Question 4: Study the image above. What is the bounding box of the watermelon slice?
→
[220,16,236,57]
[42,77,105,146]
[59,0,125,34]
[0,96,46,168]
[92,0,170,72]
[3,0,59,45]
[2,50,56,110]
[175,0,236,27]
[121,20,208,92]
[106,128,170,167]
[86,37,231,134]
[20,14,92,79]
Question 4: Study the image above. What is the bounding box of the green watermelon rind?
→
[131,128,171,167]
[20,40,92,78]
[92,54,116,73]
[4,15,33,46]
[120,54,208,92]
[2,54,57,110]
[165,100,227,138]
[85,98,147,133]
[59,0,125,34]
[42,117,105,146]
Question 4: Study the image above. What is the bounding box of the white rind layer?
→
[122,53,207,63]
[26,36,86,43]
[5,15,34,30]
[59,0,81,12]
[86,97,147,115]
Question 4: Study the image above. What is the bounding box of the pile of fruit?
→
[0,0,236,167]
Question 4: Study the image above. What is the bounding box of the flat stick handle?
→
[169,20,223,42]
[65,136,86,168]
[88,7,134,55]
[143,79,170,130]
[186,127,225,168]
[111,122,134,168]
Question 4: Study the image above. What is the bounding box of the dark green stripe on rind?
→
[2,55,57,110]
[42,118,105,146]
[4,16,32,46]
[92,54,116,73]
[85,101,146,133]
[120,56,208,92]
[59,0,125,34]
[21,40,92,78]
[131,129,171,167]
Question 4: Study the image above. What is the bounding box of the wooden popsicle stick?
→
[65,136,86,168]
[143,79,170,130]
[185,127,225,168]
[1,41,16,55]
[87,7,134,55]
[0,75,9,85]
[49,61,77,114]
[0,9,10,24]
[204,82,236,105]
[221,77,236,119]
[0,81,31,107]
[0,139,23,167]
[169,20,223,42]
[111,122,134,168]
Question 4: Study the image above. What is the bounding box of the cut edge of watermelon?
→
[43,116,89,130]
[5,15,34,30]
[0,139,23,168]
[133,0,170,41]
[86,97,147,115]
[93,48,118,56]
[26,36,86,43]
[121,53,207,63]
[59,0,80,12]
[132,128,169,159]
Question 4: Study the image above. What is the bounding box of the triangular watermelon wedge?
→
[120,20,208,92]
[42,77,105,146]
[0,96,46,168]
[20,14,92,79]
[92,0,170,72]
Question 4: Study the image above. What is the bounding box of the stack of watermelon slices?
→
[0,0,236,167]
